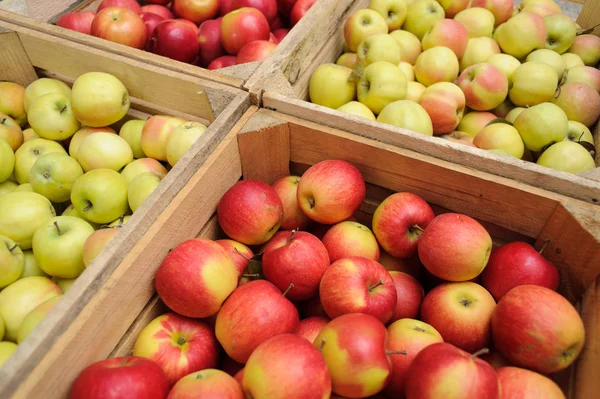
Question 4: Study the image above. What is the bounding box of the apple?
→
[419,82,466,134]
[398,62,414,82]
[322,221,379,262]
[128,172,161,212]
[436,0,469,18]
[172,0,219,24]
[273,28,289,43]
[537,141,596,174]
[297,159,366,225]
[344,9,388,53]
[457,112,496,137]
[405,342,500,398]
[237,40,277,64]
[0,113,23,152]
[441,130,476,147]
[140,4,174,19]
[271,176,312,231]
[150,19,201,63]
[121,158,168,184]
[377,100,433,135]
[562,52,585,70]
[141,115,187,161]
[221,8,270,55]
[140,12,165,50]
[69,127,117,162]
[290,0,317,27]
[337,101,376,120]
[72,72,130,128]
[0,181,18,196]
[568,34,600,66]
[215,239,253,277]
[0,139,14,183]
[454,7,495,38]
[27,94,80,141]
[554,83,600,127]
[389,30,422,64]
[56,11,96,35]
[460,37,501,71]
[526,49,566,79]
[0,234,24,289]
[402,0,444,41]
[494,11,546,60]
[76,133,134,173]
[320,256,397,323]
[422,19,468,59]
[0,191,56,250]
[208,55,238,69]
[509,62,558,107]
[389,271,423,322]
[70,169,129,224]
[0,82,26,127]
[296,316,330,343]
[12,139,65,184]
[543,13,576,54]
[486,53,521,81]
[404,81,425,102]
[23,78,71,113]
[357,34,401,66]
[414,46,459,88]
[29,152,83,203]
[14,183,33,193]
[17,295,62,343]
[108,215,130,227]
[470,0,513,26]
[309,64,356,110]
[492,285,585,373]
[496,366,566,398]
[513,102,568,152]
[474,123,525,159]
[97,0,142,13]
[565,66,600,94]
[358,61,407,114]
[82,227,119,267]
[514,0,561,17]
[168,369,244,399]
[369,0,407,31]
[22,128,40,142]
[418,213,492,281]
[118,120,146,159]
[91,6,147,49]
[197,18,224,67]
[216,280,300,363]
[165,121,207,167]
[0,341,17,367]
[19,250,49,279]
[0,276,62,342]
[566,120,594,145]
[231,0,278,23]
[243,334,331,399]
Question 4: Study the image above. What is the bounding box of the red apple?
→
[496,366,565,398]
[215,239,254,276]
[389,271,423,323]
[372,192,435,259]
[70,356,169,399]
[150,19,201,63]
[140,5,174,19]
[215,280,300,363]
[231,0,278,23]
[140,12,165,50]
[378,251,422,279]
[278,0,298,17]
[197,18,225,67]
[297,160,366,225]
[91,7,147,49]
[269,14,285,30]
[481,241,560,301]
[491,285,585,374]
[320,257,397,324]
[145,0,172,4]
[405,343,500,399]
[269,32,278,44]
[262,230,330,301]
[167,369,244,399]
[243,334,332,398]
[155,238,239,318]
[56,11,96,35]
[295,316,330,343]
[176,18,200,33]
[221,7,270,55]
[233,369,244,385]
[290,0,316,27]
[97,0,142,13]
[273,28,289,43]
[217,180,284,245]
[479,347,512,370]
[172,0,219,24]
[236,40,277,64]
[271,175,312,231]
[208,55,237,69]
[220,0,234,15]
[322,221,380,262]
[299,295,328,318]
[133,313,220,385]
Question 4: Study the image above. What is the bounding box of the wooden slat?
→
[0,31,37,86]
[577,0,600,35]
[27,0,92,21]
[574,276,600,399]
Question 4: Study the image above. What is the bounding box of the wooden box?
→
[2,106,598,398]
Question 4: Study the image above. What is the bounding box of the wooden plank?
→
[578,0,600,35]
[0,31,38,86]
[574,277,600,399]
[26,0,91,21]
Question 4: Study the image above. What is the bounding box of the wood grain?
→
[574,276,600,399]
[577,0,600,35]
[0,31,38,86]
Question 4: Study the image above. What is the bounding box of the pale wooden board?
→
[0,31,38,86]
[577,0,600,35]
[574,278,600,399]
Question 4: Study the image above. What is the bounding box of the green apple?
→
[20,250,50,279]
[337,101,377,120]
[537,141,595,174]
[369,0,408,31]
[487,54,521,80]
[406,81,426,102]
[23,78,71,113]
[399,62,415,81]
[0,342,17,367]
[29,152,84,203]
[32,216,94,278]
[69,127,117,162]
[509,62,558,107]
[14,138,67,184]
[71,72,130,127]
[526,49,566,79]
[0,234,24,289]
[52,277,76,293]
[309,64,357,109]
[166,121,208,167]
[0,191,56,249]
[513,102,568,152]
[0,139,15,183]
[565,121,594,145]
[543,13,576,54]
[0,82,26,127]
[121,158,169,184]
[460,37,501,71]
[27,93,80,141]
[0,112,24,151]
[0,181,18,196]
[109,215,131,227]
[337,53,359,70]
[377,100,434,135]
[402,0,444,40]
[14,183,33,192]
[62,204,101,230]
[0,315,4,341]
[562,53,585,70]
[70,169,129,224]
[77,132,134,172]
[128,172,162,212]
[415,46,459,87]
[357,34,402,66]
[344,9,389,52]
[494,11,546,60]
[82,228,120,267]
[119,119,146,159]
[358,61,407,114]
[453,7,495,38]
[17,295,62,344]
[564,66,600,93]
[22,128,40,142]
[389,30,422,64]
[506,107,527,123]
[474,123,525,158]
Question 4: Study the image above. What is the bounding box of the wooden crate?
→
[242,0,600,205]
[2,106,599,398]
[0,17,249,395]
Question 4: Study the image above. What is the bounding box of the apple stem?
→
[8,242,19,252]
[368,279,385,292]
[0,117,5,124]
[54,221,62,236]
[59,104,68,113]
[410,225,425,235]
[386,350,408,356]
[242,274,260,278]
[539,238,550,255]
[319,338,326,352]
[308,197,315,209]
[577,132,585,144]
[83,202,92,212]
[470,348,490,359]
[282,283,294,297]
[289,229,298,244]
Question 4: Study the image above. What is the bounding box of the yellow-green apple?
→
[295,316,330,343]
[492,284,585,373]
[389,30,422,64]
[0,82,26,127]
[543,12,576,54]
[0,234,24,288]
[377,100,433,135]
[217,180,284,245]
[22,128,40,142]
[389,271,423,322]
[526,49,566,78]
[69,126,117,162]
[0,317,4,340]
[271,176,312,231]
[142,114,188,161]
[108,215,130,227]
[91,6,147,49]
[20,250,49,279]
[513,102,568,152]
[562,52,585,69]
[215,239,254,278]
[441,131,476,147]
[358,61,407,114]
[496,366,566,398]
[17,295,62,343]
[514,0,561,18]
[0,276,62,342]
[385,319,443,397]
[296,159,366,225]
[372,192,434,258]
[509,62,558,106]
[470,0,513,26]
[166,121,208,167]
[474,123,525,159]
[62,204,101,230]
[419,82,466,134]
[490,99,512,119]
[399,62,414,81]
[414,47,459,87]
[487,53,521,80]
[128,172,161,212]
[27,93,80,141]
[344,9,388,52]
[460,37,501,71]
[243,334,332,399]
[69,356,170,399]
[568,34,600,66]
[70,169,129,224]
[402,0,444,41]
[261,230,330,300]
[405,82,426,102]
[14,183,33,192]
[133,313,219,385]
[121,157,168,184]
[53,277,76,292]
[536,141,596,173]
[309,64,357,110]
[494,12,546,60]
[168,369,244,399]
[319,257,397,323]
[322,221,380,262]
[0,112,24,151]
[337,101,377,120]
[458,63,508,111]
[0,181,18,196]
[155,238,238,318]
[554,82,600,127]
[369,0,407,31]
[565,66,600,93]
[405,342,500,398]
[436,0,469,18]
[418,213,492,281]
[119,119,146,158]
[336,53,358,69]
[0,342,17,367]
[23,78,71,113]
[29,152,84,203]
[82,227,119,267]
[173,0,220,24]
[421,19,468,59]
[215,280,300,363]
[0,191,56,249]
[357,34,402,66]
[0,139,14,183]
[71,72,130,127]
[505,106,526,123]
[565,120,594,145]
[457,111,496,137]
[453,7,495,38]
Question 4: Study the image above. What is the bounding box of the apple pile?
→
[0,73,207,366]
[56,0,317,69]
[69,159,584,398]
[309,0,600,175]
